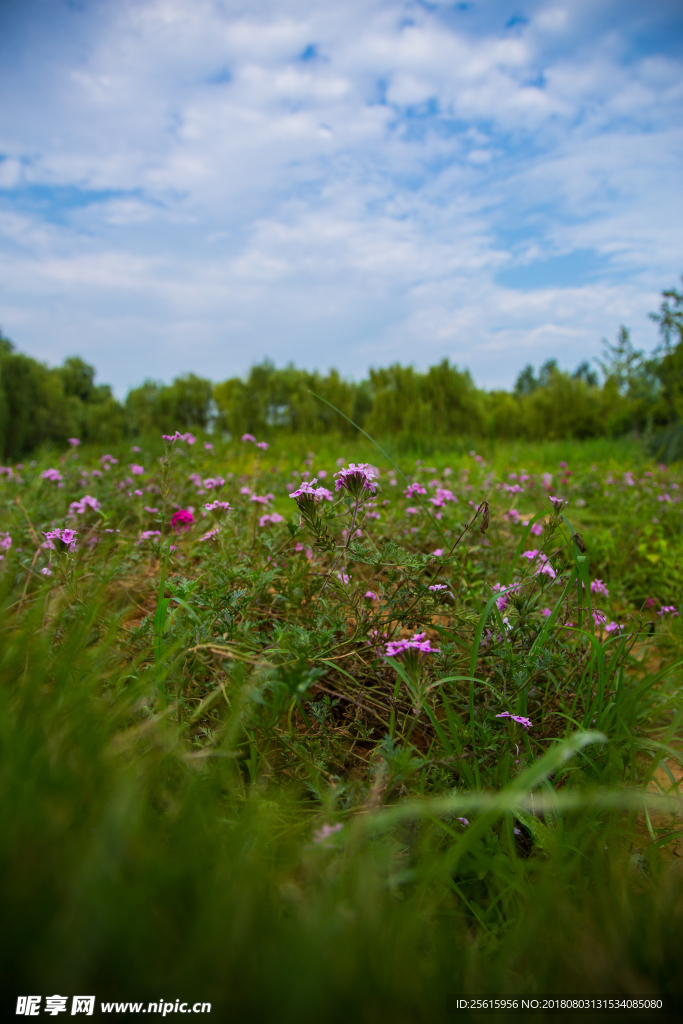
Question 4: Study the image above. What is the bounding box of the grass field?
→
[0,431,681,1021]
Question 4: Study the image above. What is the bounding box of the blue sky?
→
[0,0,682,395]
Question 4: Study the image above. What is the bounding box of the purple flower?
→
[144,506,159,514]
[41,567,53,576]
[259,513,284,526]
[521,549,539,560]
[592,609,607,626]
[432,548,444,557]
[536,562,556,579]
[457,818,469,827]
[129,464,145,475]
[138,530,162,543]
[405,506,420,516]
[658,605,679,617]
[241,433,256,443]
[256,441,269,450]
[364,590,378,600]
[204,500,233,513]
[204,442,214,451]
[604,622,622,633]
[40,468,63,483]
[312,822,343,846]
[42,528,78,551]
[0,532,11,551]
[386,632,440,657]
[171,509,194,533]
[100,454,118,466]
[199,528,220,542]
[530,522,543,536]
[334,463,379,497]
[251,493,274,505]
[541,607,552,617]
[591,579,609,597]
[549,495,566,511]
[69,494,101,516]
[644,597,658,609]
[495,712,532,730]
[429,583,448,592]
[68,437,81,446]
[162,432,195,445]
[336,572,350,585]
[404,482,427,498]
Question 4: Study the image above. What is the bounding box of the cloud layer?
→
[0,0,682,393]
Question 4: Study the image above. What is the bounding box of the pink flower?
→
[170,509,194,533]
[41,567,53,576]
[40,468,63,483]
[430,488,457,507]
[205,501,233,513]
[259,513,284,526]
[495,712,532,730]
[162,432,195,445]
[385,632,439,657]
[491,582,509,612]
[138,530,161,543]
[68,438,81,446]
[541,607,551,617]
[241,434,256,443]
[530,522,543,536]
[42,528,77,550]
[549,495,566,511]
[644,597,658,609]
[256,441,269,450]
[334,463,379,497]
[521,549,539,560]
[429,584,448,592]
[605,622,622,633]
[204,442,214,451]
[100,454,118,465]
[251,493,274,505]
[364,590,378,600]
[336,572,350,585]
[592,609,607,626]
[199,528,220,542]
[0,532,11,550]
[312,822,343,846]
[536,562,556,579]
[405,507,420,516]
[144,506,159,514]
[131,446,142,453]
[404,482,427,498]
[69,494,101,516]
[658,605,679,617]
[432,548,444,557]
[591,579,609,597]
[129,464,145,475]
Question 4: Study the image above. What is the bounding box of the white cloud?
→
[0,0,681,394]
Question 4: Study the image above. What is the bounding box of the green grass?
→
[0,435,681,1020]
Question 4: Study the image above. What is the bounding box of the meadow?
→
[0,428,682,1021]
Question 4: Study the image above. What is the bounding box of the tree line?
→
[1,281,681,461]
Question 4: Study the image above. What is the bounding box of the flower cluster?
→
[40,468,63,483]
[162,431,196,445]
[170,509,194,532]
[495,712,532,730]
[385,632,440,657]
[42,528,77,551]
[334,463,379,497]
[204,501,233,514]
[241,433,269,450]
[68,495,101,516]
